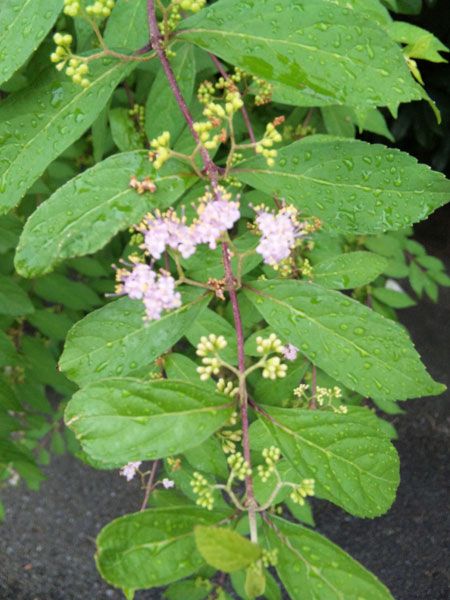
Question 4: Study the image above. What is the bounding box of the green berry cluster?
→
[66,58,90,88]
[290,478,315,505]
[50,33,73,67]
[191,472,214,510]
[227,452,252,481]
[129,104,145,128]
[257,446,281,482]
[86,0,115,17]
[63,0,81,17]
[261,548,278,568]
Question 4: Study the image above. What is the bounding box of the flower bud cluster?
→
[219,429,242,455]
[255,118,284,166]
[290,478,315,505]
[149,131,171,170]
[256,333,284,355]
[191,472,214,510]
[253,77,273,106]
[253,204,309,268]
[227,452,252,481]
[317,386,347,414]
[255,334,288,380]
[178,0,206,12]
[65,58,90,87]
[63,0,81,16]
[129,103,145,127]
[115,261,181,321]
[257,446,281,482]
[216,378,239,398]
[50,33,72,65]
[262,548,278,568]
[86,0,115,17]
[196,335,227,381]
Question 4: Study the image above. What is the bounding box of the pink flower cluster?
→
[120,461,141,481]
[115,262,181,321]
[282,343,299,361]
[254,205,306,267]
[138,188,240,260]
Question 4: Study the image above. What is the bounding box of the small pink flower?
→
[162,478,175,489]
[282,344,299,361]
[193,194,240,250]
[120,461,142,482]
[116,263,181,321]
[254,205,307,267]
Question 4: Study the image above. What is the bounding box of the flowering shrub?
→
[0,0,450,598]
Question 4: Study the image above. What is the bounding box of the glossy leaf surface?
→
[244,280,443,400]
[65,378,233,466]
[236,137,450,234]
[59,294,209,385]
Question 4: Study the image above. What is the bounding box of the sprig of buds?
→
[196,335,228,381]
[257,446,281,482]
[227,452,252,481]
[290,478,315,505]
[191,472,215,510]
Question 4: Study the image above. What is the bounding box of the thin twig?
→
[140,460,160,511]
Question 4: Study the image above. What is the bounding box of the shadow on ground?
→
[0,242,448,600]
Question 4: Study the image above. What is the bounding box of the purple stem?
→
[147,1,219,184]
[147,0,258,535]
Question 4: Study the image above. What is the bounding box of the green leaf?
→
[381,0,422,16]
[164,352,206,385]
[65,378,233,466]
[0,214,22,253]
[59,293,209,385]
[0,59,137,213]
[194,526,261,572]
[232,568,281,600]
[0,275,34,316]
[429,270,450,287]
[244,279,444,400]
[235,137,450,234]
[266,516,394,599]
[388,22,448,63]
[372,287,416,308]
[0,331,18,367]
[103,0,149,50]
[321,106,355,138]
[184,437,228,480]
[358,108,394,142]
[245,563,266,599]
[252,356,308,407]
[96,506,228,590]
[179,0,422,112]
[109,108,143,151]
[15,152,194,277]
[21,335,74,395]
[145,43,196,144]
[33,273,101,310]
[416,254,445,271]
[313,251,388,289]
[165,579,211,600]
[256,405,399,517]
[0,0,63,86]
